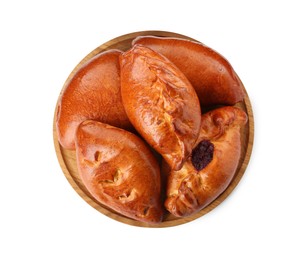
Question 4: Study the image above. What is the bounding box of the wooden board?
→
[53,31,254,228]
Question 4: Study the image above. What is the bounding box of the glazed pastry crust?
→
[56,49,132,150]
[75,120,163,223]
[120,45,201,171]
[165,106,248,217]
[133,36,245,106]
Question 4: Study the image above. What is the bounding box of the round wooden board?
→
[53,31,254,228]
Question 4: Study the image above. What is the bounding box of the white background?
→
[1,0,298,259]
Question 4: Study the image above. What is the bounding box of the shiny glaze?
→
[133,36,245,106]
[120,45,201,171]
[165,107,248,217]
[75,120,163,223]
[56,49,132,150]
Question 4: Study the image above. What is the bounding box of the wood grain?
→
[53,31,254,227]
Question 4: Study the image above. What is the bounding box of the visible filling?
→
[191,140,214,171]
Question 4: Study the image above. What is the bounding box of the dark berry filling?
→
[191,140,214,171]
